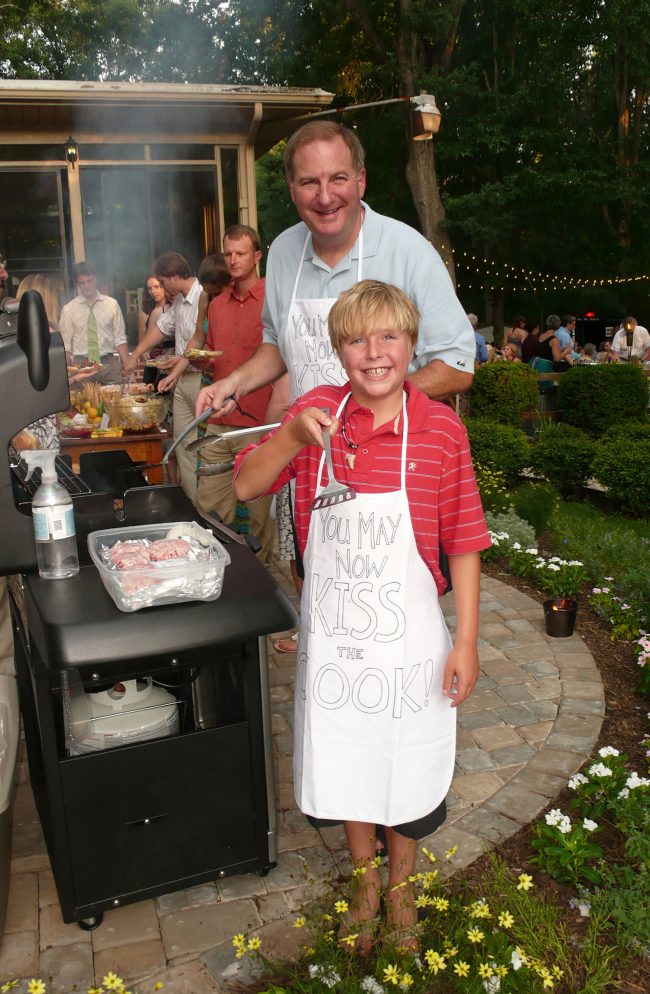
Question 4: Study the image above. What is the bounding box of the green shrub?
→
[465,417,531,484]
[531,421,596,499]
[599,422,650,446]
[591,438,650,516]
[469,361,539,425]
[473,463,511,512]
[558,364,648,436]
[510,481,560,533]
[484,507,536,548]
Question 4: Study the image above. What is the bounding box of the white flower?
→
[626,772,650,789]
[583,818,598,832]
[547,563,560,571]
[525,547,538,555]
[568,773,589,789]
[361,977,386,994]
[605,576,613,581]
[483,977,501,993]
[511,542,522,550]
[309,965,341,988]
[545,808,563,826]
[598,746,620,758]
[568,560,583,567]
[558,816,572,834]
[588,763,613,778]
[618,788,630,799]
[549,556,562,563]
[511,949,524,971]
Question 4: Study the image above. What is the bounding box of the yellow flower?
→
[421,846,437,863]
[498,910,515,928]
[247,936,261,951]
[303,946,316,955]
[453,961,471,977]
[2,984,20,993]
[467,926,485,943]
[542,978,555,990]
[334,899,349,913]
[401,974,414,988]
[232,933,246,947]
[443,943,459,957]
[27,984,46,994]
[352,865,368,876]
[517,873,534,891]
[408,873,423,883]
[468,899,492,919]
[444,845,458,859]
[415,895,435,908]
[422,869,439,888]
[390,880,407,891]
[322,913,334,922]
[433,896,449,911]
[102,975,123,992]
[478,963,494,979]
[339,933,359,948]
[424,950,447,974]
[293,916,306,928]
[383,964,401,986]
[371,855,382,868]
[552,966,564,979]
[86,988,103,994]
[496,965,509,978]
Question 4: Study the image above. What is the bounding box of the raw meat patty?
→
[149,538,190,562]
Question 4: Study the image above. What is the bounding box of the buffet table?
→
[60,426,170,484]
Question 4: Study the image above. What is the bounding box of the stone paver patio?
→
[1,565,605,992]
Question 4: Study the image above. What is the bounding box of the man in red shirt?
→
[197,226,275,561]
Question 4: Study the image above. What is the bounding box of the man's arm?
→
[123,321,166,373]
[409,360,473,400]
[196,342,287,416]
[117,343,129,367]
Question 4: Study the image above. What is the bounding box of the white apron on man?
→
[284,228,363,400]
[294,393,456,826]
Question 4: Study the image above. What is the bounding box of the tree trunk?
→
[405,139,456,282]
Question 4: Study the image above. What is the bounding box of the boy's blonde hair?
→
[328,279,419,354]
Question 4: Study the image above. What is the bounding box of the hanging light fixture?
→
[411,93,442,141]
[65,136,79,168]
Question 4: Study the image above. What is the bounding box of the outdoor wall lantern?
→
[65,136,79,168]
[411,93,442,141]
[624,318,635,362]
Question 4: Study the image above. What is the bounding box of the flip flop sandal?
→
[272,632,298,653]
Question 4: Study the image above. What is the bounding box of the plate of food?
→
[183,348,223,360]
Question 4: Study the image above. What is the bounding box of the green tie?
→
[86,302,100,363]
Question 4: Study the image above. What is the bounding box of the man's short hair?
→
[545,314,562,331]
[154,252,192,280]
[223,225,262,254]
[561,314,576,325]
[198,253,230,291]
[284,121,365,180]
[583,342,596,356]
[466,312,479,329]
[328,280,419,354]
[72,261,96,282]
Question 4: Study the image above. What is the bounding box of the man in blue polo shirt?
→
[197,120,475,416]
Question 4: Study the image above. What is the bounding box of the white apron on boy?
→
[294,393,456,826]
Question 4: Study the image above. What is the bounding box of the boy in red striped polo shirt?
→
[236,280,489,954]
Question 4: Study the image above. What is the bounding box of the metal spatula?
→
[310,411,357,511]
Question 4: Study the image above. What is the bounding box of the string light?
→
[448,249,650,293]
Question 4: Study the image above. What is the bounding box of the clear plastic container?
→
[87,521,230,612]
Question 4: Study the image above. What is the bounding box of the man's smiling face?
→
[287,136,366,260]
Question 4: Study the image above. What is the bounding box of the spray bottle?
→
[22,450,79,579]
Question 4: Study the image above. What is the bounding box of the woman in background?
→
[140,275,173,386]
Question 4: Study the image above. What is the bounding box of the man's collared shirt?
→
[262,201,475,377]
[206,276,271,426]
[555,326,574,350]
[611,326,650,359]
[59,292,126,357]
[157,278,202,355]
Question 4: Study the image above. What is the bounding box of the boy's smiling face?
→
[339,318,414,418]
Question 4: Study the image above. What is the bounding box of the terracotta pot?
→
[543,597,578,638]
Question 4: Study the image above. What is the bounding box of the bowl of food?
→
[104,393,168,431]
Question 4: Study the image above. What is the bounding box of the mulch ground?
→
[471,559,649,992]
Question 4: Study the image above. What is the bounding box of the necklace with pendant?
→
[340,405,357,468]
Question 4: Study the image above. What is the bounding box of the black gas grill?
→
[2,292,297,927]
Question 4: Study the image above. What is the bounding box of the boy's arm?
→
[442,551,481,707]
[234,407,337,501]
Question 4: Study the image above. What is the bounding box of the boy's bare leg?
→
[385,827,418,950]
[343,820,382,954]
